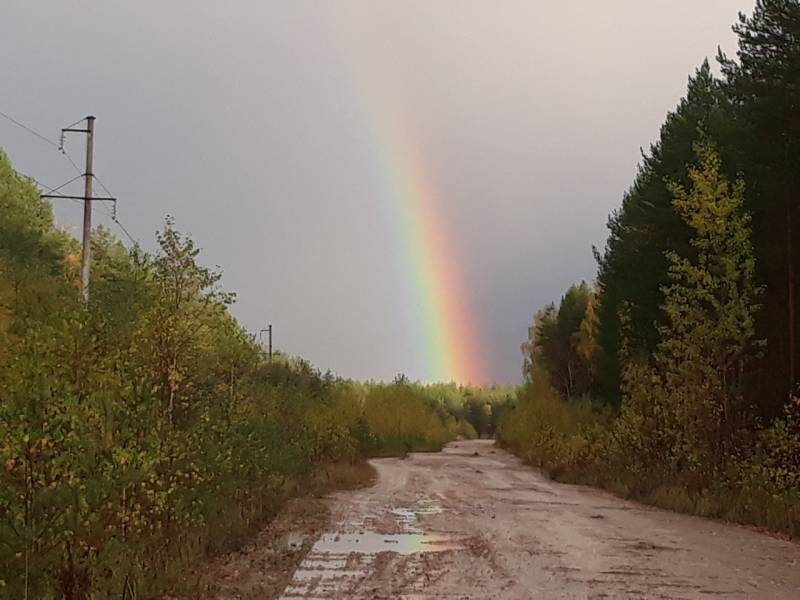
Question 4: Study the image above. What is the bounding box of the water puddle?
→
[313,531,461,555]
[390,498,443,531]
[280,495,462,599]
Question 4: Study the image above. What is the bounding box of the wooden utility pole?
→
[43,116,115,303]
[80,116,95,302]
[259,325,273,363]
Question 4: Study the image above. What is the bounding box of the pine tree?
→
[595,61,735,405]
[720,0,800,414]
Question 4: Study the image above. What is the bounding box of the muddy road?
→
[279,440,800,599]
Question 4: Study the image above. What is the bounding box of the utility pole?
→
[80,116,95,302]
[258,324,273,363]
[42,116,115,303]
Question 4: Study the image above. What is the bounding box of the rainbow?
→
[368,108,487,384]
[332,23,488,384]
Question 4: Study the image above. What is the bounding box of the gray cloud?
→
[0,1,751,383]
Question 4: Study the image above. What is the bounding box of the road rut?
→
[280,439,800,599]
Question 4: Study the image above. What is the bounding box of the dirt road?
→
[279,439,800,599]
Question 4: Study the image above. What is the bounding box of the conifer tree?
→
[595,62,734,404]
[721,0,800,414]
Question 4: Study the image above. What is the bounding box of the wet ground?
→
[278,439,800,599]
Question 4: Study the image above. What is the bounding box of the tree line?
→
[502,0,800,535]
[0,151,485,598]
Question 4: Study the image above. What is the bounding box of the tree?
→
[522,282,593,398]
[621,146,763,476]
[141,217,234,428]
[576,284,600,382]
[594,61,736,405]
[0,151,75,332]
[720,0,800,415]
[522,303,556,384]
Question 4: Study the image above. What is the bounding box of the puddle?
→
[279,531,308,551]
[313,532,462,556]
[280,496,459,599]
[390,500,443,531]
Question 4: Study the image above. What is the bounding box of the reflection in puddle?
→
[314,532,461,556]
[391,499,443,532]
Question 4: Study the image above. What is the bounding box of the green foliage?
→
[420,382,514,438]
[719,0,800,415]
[503,4,800,537]
[593,1,800,413]
[361,383,457,455]
[497,369,609,478]
[499,377,800,536]
[522,281,595,398]
[504,146,800,535]
[594,61,734,405]
[619,145,763,480]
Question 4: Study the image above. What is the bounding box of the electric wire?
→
[62,116,87,131]
[0,108,59,147]
[0,107,84,175]
[60,148,83,175]
[20,171,83,205]
[42,174,84,196]
[110,216,139,247]
[93,174,139,246]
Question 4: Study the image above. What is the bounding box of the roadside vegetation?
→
[500,2,800,537]
[0,151,489,599]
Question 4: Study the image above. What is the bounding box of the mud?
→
[279,440,800,599]
[173,462,376,599]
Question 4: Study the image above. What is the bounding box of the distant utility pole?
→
[41,116,115,303]
[268,323,273,363]
[259,324,273,363]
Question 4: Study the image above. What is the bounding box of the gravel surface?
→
[279,439,800,599]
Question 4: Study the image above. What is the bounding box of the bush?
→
[497,369,608,478]
[497,370,800,536]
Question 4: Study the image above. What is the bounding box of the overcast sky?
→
[1,1,753,384]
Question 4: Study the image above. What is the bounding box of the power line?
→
[0,107,84,176]
[20,171,83,205]
[60,148,83,175]
[91,174,117,219]
[93,174,139,246]
[43,173,84,196]
[0,108,59,148]
[37,173,138,246]
[111,215,139,247]
[61,116,87,131]
[92,173,114,199]
[59,118,87,175]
